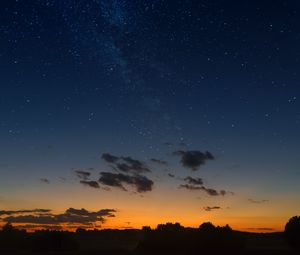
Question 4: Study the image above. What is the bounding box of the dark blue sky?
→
[0,0,300,231]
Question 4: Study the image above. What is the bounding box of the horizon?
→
[0,220,284,234]
[1,0,300,235]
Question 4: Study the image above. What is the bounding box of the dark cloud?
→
[174,150,214,170]
[248,199,269,204]
[65,208,116,217]
[202,187,233,196]
[184,176,203,185]
[75,170,91,180]
[180,177,213,194]
[115,163,133,173]
[16,224,63,231]
[40,178,50,184]
[120,156,151,173]
[203,206,221,211]
[178,170,233,196]
[168,173,175,178]
[179,184,204,191]
[75,170,99,189]
[80,180,100,189]
[99,172,126,190]
[131,175,153,193]
[201,186,220,196]
[99,172,153,193]
[102,153,119,163]
[2,208,116,225]
[150,158,168,165]
[179,184,231,196]
[96,209,116,217]
[101,153,151,174]
[0,209,51,216]
[3,215,58,224]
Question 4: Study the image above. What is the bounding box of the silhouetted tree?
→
[0,223,27,252]
[199,222,216,233]
[157,222,183,232]
[137,222,245,255]
[223,224,232,231]
[142,226,151,232]
[285,216,300,250]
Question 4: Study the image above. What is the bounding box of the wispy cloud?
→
[39,178,50,184]
[80,180,100,189]
[248,199,269,204]
[150,158,168,165]
[203,206,221,211]
[179,177,233,196]
[184,176,203,185]
[75,170,91,180]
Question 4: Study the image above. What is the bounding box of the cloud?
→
[3,215,57,224]
[173,150,214,170]
[102,153,151,174]
[120,156,151,173]
[65,208,116,217]
[0,209,51,216]
[2,208,116,225]
[150,158,168,165]
[115,163,133,173]
[201,186,220,196]
[16,224,63,231]
[96,209,116,217]
[99,172,153,193]
[202,187,233,196]
[248,199,269,204]
[179,184,204,191]
[75,170,91,180]
[40,178,50,184]
[168,173,175,178]
[184,176,203,185]
[80,180,100,189]
[102,153,119,163]
[179,184,231,196]
[58,177,66,182]
[75,170,99,189]
[203,206,221,211]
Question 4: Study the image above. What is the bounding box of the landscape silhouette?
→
[0,216,299,255]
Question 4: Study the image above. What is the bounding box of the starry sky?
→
[0,0,300,232]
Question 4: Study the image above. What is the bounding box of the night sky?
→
[1,0,300,232]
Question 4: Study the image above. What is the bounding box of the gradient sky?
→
[0,0,300,232]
